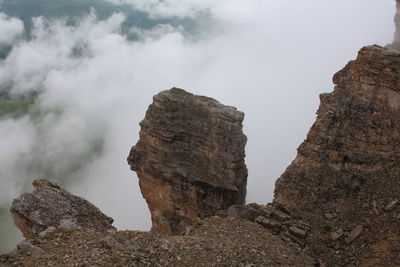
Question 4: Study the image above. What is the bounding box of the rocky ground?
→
[0,216,315,266]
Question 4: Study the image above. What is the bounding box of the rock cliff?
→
[275,45,400,266]
[128,88,247,234]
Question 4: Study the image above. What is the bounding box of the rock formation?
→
[128,88,247,234]
[3,45,400,266]
[394,0,400,49]
[275,46,400,265]
[388,0,400,50]
[11,179,115,239]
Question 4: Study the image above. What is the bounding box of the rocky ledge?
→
[10,179,115,239]
[128,88,247,235]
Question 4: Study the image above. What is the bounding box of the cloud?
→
[0,0,395,252]
[0,13,24,46]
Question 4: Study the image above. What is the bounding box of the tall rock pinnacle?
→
[128,88,247,234]
[394,0,400,48]
[389,0,400,49]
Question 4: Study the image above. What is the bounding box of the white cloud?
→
[0,13,24,46]
[0,117,34,204]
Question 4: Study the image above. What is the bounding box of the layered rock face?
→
[275,46,400,265]
[11,179,115,239]
[128,88,247,234]
[275,45,400,207]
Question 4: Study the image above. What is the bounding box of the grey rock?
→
[17,240,50,259]
[100,235,124,250]
[228,203,266,221]
[59,219,80,231]
[39,226,57,238]
[324,213,336,220]
[11,179,115,238]
[255,216,282,234]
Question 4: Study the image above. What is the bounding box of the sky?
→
[0,0,396,252]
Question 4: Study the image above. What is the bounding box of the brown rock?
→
[227,203,266,221]
[271,209,291,222]
[372,200,380,215]
[288,226,307,238]
[11,179,115,239]
[255,216,282,234]
[128,88,247,234]
[331,228,344,241]
[384,199,399,211]
[275,46,400,208]
[345,225,363,244]
[100,235,124,250]
[38,226,56,238]
[273,46,400,265]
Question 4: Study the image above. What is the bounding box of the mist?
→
[0,13,23,45]
[0,0,394,253]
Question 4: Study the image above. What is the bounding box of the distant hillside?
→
[0,0,197,39]
[0,97,35,118]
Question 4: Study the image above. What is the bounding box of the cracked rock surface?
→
[275,46,400,266]
[10,179,115,239]
[128,88,247,234]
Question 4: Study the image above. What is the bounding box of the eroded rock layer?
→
[128,88,247,234]
[11,179,115,239]
[274,46,400,266]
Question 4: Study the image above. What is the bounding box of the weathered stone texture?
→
[11,179,115,239]
[128,88,247,234]
[274,46,400,266]
[275,46,400,208]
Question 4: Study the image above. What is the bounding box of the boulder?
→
[11,179,115,239]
